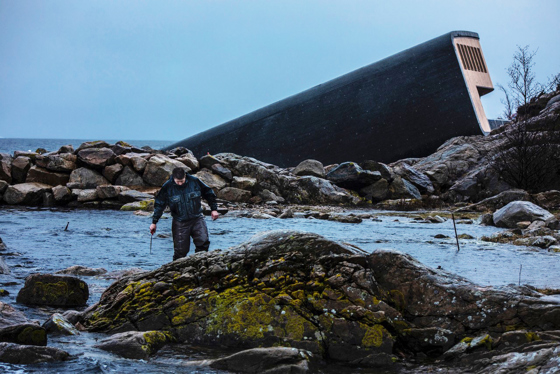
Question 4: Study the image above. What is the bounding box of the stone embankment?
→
[78,230,560,372]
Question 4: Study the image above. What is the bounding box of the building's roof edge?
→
[449,30,480,40]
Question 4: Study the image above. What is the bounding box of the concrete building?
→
[165,31,494,167]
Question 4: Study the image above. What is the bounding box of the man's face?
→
[174,177,186,186]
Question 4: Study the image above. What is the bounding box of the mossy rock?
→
[120,199,154,212]
[16,274,89,307]
[0,324,47,346]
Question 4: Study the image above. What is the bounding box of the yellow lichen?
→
[525,332,541,342]
[361,323,385,348]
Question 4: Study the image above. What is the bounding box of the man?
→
[150,167,219,260]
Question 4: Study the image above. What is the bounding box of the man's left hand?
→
[211,210,219,220]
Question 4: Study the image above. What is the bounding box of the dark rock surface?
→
[68,168,109,189]
[0,323,47,346]
[3,183,52,205]
[94,330,172,359]
[0,342,69,364]
[326,162,382,189]
[26,166,70,186]
[83,231,560,370]
[77,148,115,169]
[16,274,89,307]
[11,156,31,184]
[209,347,312,373]
[115,166,146,187]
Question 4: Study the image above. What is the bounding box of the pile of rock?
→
[0,141,433,210]
[480,201,560,251]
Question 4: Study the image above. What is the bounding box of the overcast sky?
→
[1,0,559,141]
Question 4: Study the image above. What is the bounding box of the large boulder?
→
[52,186,72,203]
[388,176,422,200]
[117,190,153,203]
[84,231,396,365]
[75,140,110,153]
[10,156,32,184]
[0,342,69,364]
[68,168,109,189]
[293,159,325,178]
[115,166,146,187]
[194,169,228,192]
[16,274,89,307]
[493,201,555,228]
[103,163,124,183]
[130,156,147,173]
[44,153,77,172]
[232,176,257,191]
[3,183,52,205]
[0,154,12,183]
[360,179,389,202]
[210,163,233,181]
[326,162,382,189]
[143,155,188,186]
[393,163,434,194]
[26,166,70,186]
[96,185,129,200]
[94,330,173,359]
[215,153,285,196]
[0,324,47,346]
[217,187,252,202]
[0,180,8,195]
[176,153,199,172]
[77,147,115,169]
[285,176,360,205]
[199,154,223,170]
[360,160,393,181]
[77,189,98,202]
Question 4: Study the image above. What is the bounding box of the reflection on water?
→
[1,206,559,372]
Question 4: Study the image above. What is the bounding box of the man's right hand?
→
[150,223,157,235]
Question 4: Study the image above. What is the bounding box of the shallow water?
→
[1,207,559,372]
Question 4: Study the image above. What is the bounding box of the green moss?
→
[17,327,46,346]
[35,281,70,303]
[460,337,473,344]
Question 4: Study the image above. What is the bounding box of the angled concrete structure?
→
[166,31,494,167]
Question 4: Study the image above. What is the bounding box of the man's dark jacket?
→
[152,175,218,224]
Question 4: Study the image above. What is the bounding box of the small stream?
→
[1,206,559,373]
